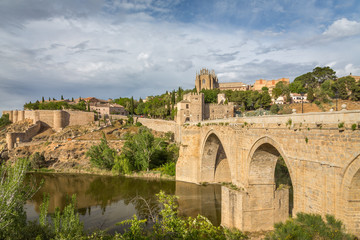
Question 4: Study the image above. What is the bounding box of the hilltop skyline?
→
[1,0,360,113]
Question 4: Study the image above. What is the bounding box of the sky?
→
[1,0,360,113]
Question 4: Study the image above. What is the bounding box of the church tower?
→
[195,68,219,93]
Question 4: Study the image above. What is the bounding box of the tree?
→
[0,158,40,237]
[200,89,219,103]
[0,114,11,128]
[261,86,269,91]
[42,96,45,103]
[312,66,337,85]
[272,81,290,100]
[176,87,183,102]
[171,90,176,109]
[86,133,116,170]
[122,127,165,171]
[289,81,305,94]
[307,88,315,102]
[260,91,272,109]
[61,95,64,100]
[130,96,135,115]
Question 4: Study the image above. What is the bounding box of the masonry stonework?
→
[3,110,94,149]
[176,110,360,236]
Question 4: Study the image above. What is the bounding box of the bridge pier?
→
[221,185,289,231]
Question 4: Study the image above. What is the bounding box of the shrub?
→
[352,123,357,131]
[126,115,134,125]
[30,152,46,169]
[86,132,116,170]
[158,162,176,176]
[135,121,142,127]
[266,212,355,240]
[0,158,41,238]
[338,122,345,129]
[270,104,280,114]
[0,114,11,128]
[112,154,132,175]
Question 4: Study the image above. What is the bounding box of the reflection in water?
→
[26,173,221,233]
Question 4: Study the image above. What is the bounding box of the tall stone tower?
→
[195,68,219,93]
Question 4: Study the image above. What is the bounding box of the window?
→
[202,79,205,84]
[186,104,189,109]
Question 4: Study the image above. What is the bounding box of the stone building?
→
[290,93,308,103]
[218,82,250,91]
[176,93,234,124]
[195,68,290,93]
[90,103,128,118]
[252,78,289,94]
[195,68,219,92]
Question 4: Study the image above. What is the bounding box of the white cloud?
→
[1,1,360,114]
[323,18,360,39]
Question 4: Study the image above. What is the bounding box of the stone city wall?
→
[3,110,94,131]
[204,103,234,120]
[110,115,177,134]
[6,121,41,149]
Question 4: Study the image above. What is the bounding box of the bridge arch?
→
[341,153,360,237]
[247,136,294,187]
[200,130,232,183]
[247,136,295,221]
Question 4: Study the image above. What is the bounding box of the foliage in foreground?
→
[1,161,247,240]
[114,191,248,240]
[0,158,40,239]
[266,212,356,240]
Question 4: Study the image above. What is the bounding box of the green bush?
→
[157,162,176,176]
[112,154,132,174]
[0,114,11,128]
[86,132,116,170]
[266,212,355,240]
[0,158,41,239]
[117,191,248,240]
[135,121,142,127]
[270,104,280,114]
[30,152,46,169]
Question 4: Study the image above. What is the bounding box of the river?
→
[25,173,221,233]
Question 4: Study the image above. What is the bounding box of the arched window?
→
[202,79,206,84]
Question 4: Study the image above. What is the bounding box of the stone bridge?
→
[176,110,360,236]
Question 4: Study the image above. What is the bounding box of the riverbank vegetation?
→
[266,213,355,240]
[86,125,178,177]
[2,157,357,239]
[1,158,248,239]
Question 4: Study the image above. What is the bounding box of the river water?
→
[25,173,221,233]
